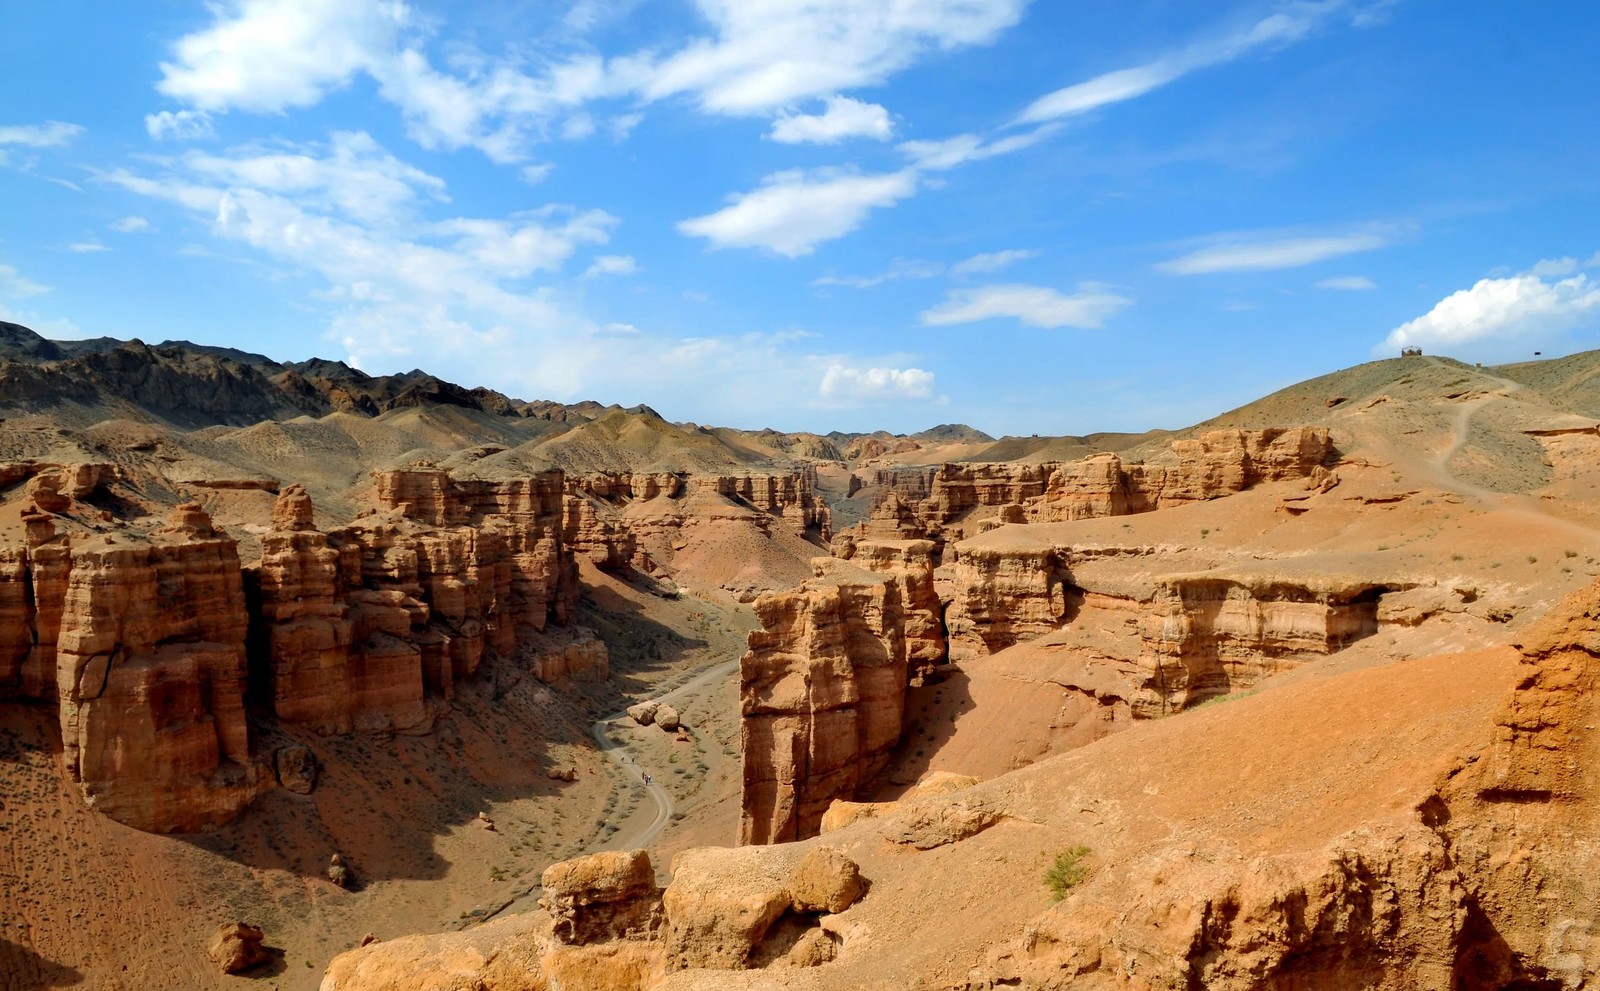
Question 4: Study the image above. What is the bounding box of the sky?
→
[2,0,1599,437]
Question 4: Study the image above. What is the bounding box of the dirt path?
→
[493,655,742,916]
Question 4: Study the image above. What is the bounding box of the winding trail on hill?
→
[587,655,742,852]
[490,654,743,920]
[1421,356,1600,543]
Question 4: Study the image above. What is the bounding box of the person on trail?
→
[642,772,651,785]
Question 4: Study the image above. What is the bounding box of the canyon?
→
[6,327,1600,989]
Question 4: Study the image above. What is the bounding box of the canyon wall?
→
[844,427,1335,543]
[740,558,908,845]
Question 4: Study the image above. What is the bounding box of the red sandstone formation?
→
[0,502,261,832]
[845,428,1334,544]
[740,558,908,844]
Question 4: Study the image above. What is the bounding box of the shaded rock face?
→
[0,504,262,833]
[260,473,582,735]
[740,558,908,845]
[844,538,946,682]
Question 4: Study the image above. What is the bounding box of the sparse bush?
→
[1451,553,1464,562]
[1528,556,1538,564]
[1044,846,1092,900]
[1566,549,1579,559]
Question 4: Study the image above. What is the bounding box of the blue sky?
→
[2,1,1598,436]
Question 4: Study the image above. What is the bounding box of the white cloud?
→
[68,242,110,254]
[1380,274,1600,355]
[678,167,918,257]
[921,283,1131,329]
[1159,231,1391,275]
[152,0,1027,163]
[770,96,893,144]
[951,248,1038,276]
[1317,275,1377,291]
[156,0,407,113]
[177,130,449,225]
[109,216,153,234]
[813,257,943,289]
[0,263,51,298]
[819,363,935,403]
[1526,254,1600,278]
[145,109,215,141]
[899,123,1058,171]
[583,254,638,278]
[608,112,644,141]
[519,163,555,185]
[1016,7,1332,125]
[631,0,1028,114]
[0,121,85,148]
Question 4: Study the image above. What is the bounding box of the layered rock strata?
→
[0,502,261,832]
[846,428,1334,545]
[740,558,908,845]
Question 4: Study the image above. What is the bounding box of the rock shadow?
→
[0,939,83,990]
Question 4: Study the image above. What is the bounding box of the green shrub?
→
[1044,846,1092,900]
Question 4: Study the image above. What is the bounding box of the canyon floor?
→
[6,329,1600,989]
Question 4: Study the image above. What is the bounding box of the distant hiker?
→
[642,772,651,785]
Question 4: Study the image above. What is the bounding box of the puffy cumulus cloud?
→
[156,0,408,113]
[1158,231,1391,275]
[1380,274,1600,356]
[921,283,1131,329]
[145,109,215,141]
[678,167,918,257]
[0,121,85,147]
[951,248,1037,276]
[1015,6,1333,125]
[1317,275,1376,290]
[770,96,892,144]
[819,363,936,403]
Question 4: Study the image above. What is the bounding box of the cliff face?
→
[839,538,946,681]
[0,504,262,832]
[740,559,907,845]
[258,477,594,735]
[848,428,1335,542]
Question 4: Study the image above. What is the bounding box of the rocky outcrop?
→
[848,428,1334,542]
[944,542,1071,660]
[839,538,946,680]
[0,504,264,832]
[740,558,908,844]
[540,850,662,945]
[1134,572,1391,714]
[257,474,585,734]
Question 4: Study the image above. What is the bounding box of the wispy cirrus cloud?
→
[1015,5,1347,126]
[1158,228,1396,275]
[921,283,1131,329]
[678,167,919,257]
[0,121,85,148]
[1317,275,1377,290]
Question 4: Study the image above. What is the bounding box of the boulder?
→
[540,849,662,946]
[328,853,350,889]
[627,701,659,726]
[207,922,270,974]
[275,745,319,795]
[790,847,865,914]
[655,705,681,732]
[663,847,793,970]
